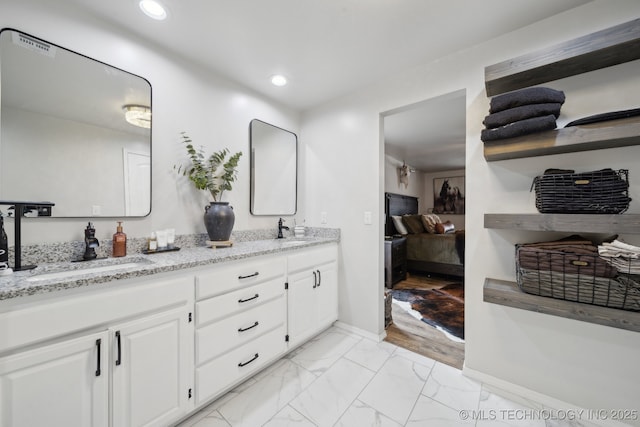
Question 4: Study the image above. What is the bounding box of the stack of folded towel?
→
[598,239,640,274]
[481,87,565,142]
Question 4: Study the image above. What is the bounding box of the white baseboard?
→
[463,364,632,427]
[333,321,386,342]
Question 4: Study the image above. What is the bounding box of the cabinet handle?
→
[313,271,317,288]
[238,293,259,303]
[238,272,259,280]
[115,331,122,366]
[238,321,259,332]
[95,339,102,377]
[317,269,322,287]
[238,353,259,367]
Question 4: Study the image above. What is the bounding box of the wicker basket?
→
[516,245,640,311]
[532,168,630,214]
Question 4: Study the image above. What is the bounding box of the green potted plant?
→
[175,132,242,242]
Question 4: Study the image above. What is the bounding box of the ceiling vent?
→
[12,31,56,58]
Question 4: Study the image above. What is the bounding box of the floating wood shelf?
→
[483,116,640,161]
[483,278,640,333]
[484,213,640,235]
[485,18,640,96]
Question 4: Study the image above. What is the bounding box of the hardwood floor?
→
[384,272,465,369]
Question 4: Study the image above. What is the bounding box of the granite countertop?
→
[0,236,338,301]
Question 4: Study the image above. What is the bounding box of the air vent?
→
[12,32,56,58]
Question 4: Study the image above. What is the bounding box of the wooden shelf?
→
[484,213,640,235]
[483,278,640,333]
[483,116,640,161]
[485,18,640,96]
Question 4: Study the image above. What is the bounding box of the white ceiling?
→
[384,90,466,172]
[35,0,589,111]
[5,0,590,172]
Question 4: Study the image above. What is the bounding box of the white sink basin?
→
[26,261,150,282]
[278,239,309,247]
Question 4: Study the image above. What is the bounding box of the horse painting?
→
[434,177,465,214]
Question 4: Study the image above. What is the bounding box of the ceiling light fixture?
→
[123,105,152,129]
[139,0,167,20]
[271,75,287,87]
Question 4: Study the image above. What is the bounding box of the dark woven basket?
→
[516,245,640,311]
[532,169,630,214]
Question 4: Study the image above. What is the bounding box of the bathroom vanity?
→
[0,235,339,427]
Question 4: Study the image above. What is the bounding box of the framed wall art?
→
[433,176,465,214]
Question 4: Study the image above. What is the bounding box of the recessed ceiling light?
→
[271,75,288,87]
[139,0,167,20]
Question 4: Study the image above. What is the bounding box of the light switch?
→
[364,211,372,225]
[321,211,328,224]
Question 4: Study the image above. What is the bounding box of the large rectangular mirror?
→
[250,119,297,215]
[0,29,151,217]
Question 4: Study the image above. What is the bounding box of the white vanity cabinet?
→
[194,255,288,405]
[0,331,109,427]
[0,274,194,427]
[111,305,192,427]
[286,244,338,348]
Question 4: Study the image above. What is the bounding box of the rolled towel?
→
[490,87,565,114]
[481,115,557,142]
[483,103,562,129]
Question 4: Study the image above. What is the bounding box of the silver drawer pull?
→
[238,293,259,303]
[238,272,259,280]
[238,353,259,367]
[238,321,259,332]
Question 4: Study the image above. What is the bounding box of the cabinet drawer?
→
[196,256,285,300]
[196,295,285,365]
[196,276,284,326]
[287,244,337,273]
[195,325,286,405]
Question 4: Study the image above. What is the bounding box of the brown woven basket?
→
[516,245,640,311]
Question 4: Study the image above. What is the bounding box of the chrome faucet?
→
[277,218,289,239]
[83,222,100,260]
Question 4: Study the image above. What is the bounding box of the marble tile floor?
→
[176,326,605,427]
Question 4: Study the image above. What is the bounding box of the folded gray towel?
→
[483,103,562,129]
[481,115,557,142]
[489,87,565,113]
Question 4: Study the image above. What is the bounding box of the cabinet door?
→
[111,307,192,427]
[0,331,108,427]
[316,261,338,328]
[287,269,319,348]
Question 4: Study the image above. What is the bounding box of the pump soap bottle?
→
[113,222,127,257]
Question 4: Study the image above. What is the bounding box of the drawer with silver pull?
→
[196,255,286,300]
[196,295,285,364]
[195,275,284,327]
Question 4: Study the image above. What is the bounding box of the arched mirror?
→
[0,29,152,217]
[250,119,297,215]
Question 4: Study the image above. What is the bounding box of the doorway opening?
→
[381,89,466,369]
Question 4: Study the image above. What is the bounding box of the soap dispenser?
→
[113,222,127,257]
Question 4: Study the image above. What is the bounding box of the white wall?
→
[301,1,640,421]
[0,1,301,244]
[383,153,425,204]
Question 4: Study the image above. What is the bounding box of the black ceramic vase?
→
[204,202,235,241]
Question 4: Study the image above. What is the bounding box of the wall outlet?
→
[92,205,101,215]
[320,211,328,224]
[364,211,372,225]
